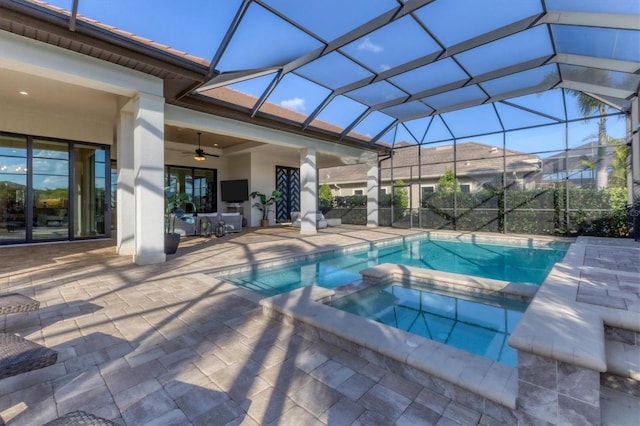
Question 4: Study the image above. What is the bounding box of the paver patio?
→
[0,226,638,425]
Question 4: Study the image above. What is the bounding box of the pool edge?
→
[260,285,519,411]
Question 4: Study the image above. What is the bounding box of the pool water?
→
[328,282,527,366]
[223,238,568,296]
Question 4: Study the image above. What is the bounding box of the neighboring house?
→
[541,140,616,188]
[320,142,542,207]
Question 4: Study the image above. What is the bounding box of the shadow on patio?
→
[1,225,441,425]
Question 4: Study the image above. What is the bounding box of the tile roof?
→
[321,142,541,184]
[25,0,209,66]
[200,87,370,141]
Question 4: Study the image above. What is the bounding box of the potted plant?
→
[165,187,189,254]
[250,190,282,227]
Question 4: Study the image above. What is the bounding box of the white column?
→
[367,161,379,227]
[300,148,318,235]
[116,110,135,255]
[630,95,640,241]
[132,93,166,264]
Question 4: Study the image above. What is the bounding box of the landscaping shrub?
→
[321,186,628,237]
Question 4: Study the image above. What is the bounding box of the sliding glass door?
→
[165,165,217,214]
[74,145,107,237]
[0,132,110,245]
[0,135,27,243]
[32,140,70,241]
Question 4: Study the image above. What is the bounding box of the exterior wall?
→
[248,148,299,226]
[0,103,114,145]
[1,30,166,262]
[1,30,379,253]
[222,153,250,219]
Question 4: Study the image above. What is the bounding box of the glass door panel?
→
[32,140,69,241]
[167,167,194,212]
[74,145,107,237]
[0,135,27,243]
[194,169,216,213]
[110,161,117,231]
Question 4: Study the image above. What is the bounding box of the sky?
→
[37,0,636,149]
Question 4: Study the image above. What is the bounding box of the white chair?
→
[325,217,342,226]
[172,214,197,236]
[290,211,328,229]
[220,213,242,233]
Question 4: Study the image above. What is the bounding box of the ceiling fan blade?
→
[195,148,220,158]
[194,133,220,158]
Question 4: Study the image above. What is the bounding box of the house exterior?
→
[0,1,383,262]
[541,140,621,188]
[321,142,542,208]
[1,0,638,255]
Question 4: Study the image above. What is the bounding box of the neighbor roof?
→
[2,0,638,150]
[321,142,541,184]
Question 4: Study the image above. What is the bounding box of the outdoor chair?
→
[0,332,58,379]
[0,293,40,315]
[290,211,328,229]
[1,293,58,379]
[220,213,242,233]
[44,410,119,426]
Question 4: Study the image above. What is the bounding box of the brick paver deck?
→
[0,227,638,425]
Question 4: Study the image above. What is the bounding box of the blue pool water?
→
[328,282,527,366]
[222,237,567,296]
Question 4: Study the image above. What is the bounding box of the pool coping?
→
[356,263,538,302]
[509,236,640,372]
[259,267,529,410]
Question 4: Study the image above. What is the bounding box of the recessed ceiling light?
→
[19,91,29,96]
[214,143,218,147]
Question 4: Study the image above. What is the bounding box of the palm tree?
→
[608,137,627,188]
[574,92,609,188]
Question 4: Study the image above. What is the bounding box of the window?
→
[353,189,364,195]
[380,188,387,195]
[0,132,110,245]
[165,166,217,213]
[460,184,471,193]
[422,186,435,194]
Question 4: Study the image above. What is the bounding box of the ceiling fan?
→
[193,132,219,161]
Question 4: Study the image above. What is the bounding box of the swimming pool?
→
[222,236,568,296]
[327,281,527,367]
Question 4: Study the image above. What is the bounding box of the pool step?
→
[605,340,640,381]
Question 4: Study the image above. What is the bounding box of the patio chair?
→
[290,211,328,229]
[220,213,242,233]
[0,332,58,379]
[44,410,118,426]
[0,293,40,315]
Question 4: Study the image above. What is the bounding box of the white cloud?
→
[380,63,391,72]
[356,37,383,53]
[280,97,306,112]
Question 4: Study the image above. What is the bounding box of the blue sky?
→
[40,0,634,150]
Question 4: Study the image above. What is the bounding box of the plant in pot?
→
[250,190,282,227]
[164,187,190,254]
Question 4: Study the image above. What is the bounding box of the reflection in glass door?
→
[0,135,27,243]
[194,169,216,213]
[0,133,110,245]
[74,145,107,237]
[32,140,69,241]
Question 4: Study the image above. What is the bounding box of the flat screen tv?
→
[220,179,249,203]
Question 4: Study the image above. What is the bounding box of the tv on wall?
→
[220,179,249,203]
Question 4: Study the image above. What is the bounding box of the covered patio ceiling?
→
[1,0,639,150]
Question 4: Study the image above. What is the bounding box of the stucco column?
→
[132,93,166,264]
[367,161,379,227]
[630,95,640,240]
[300,148,318,235]
[116,110,135,255]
